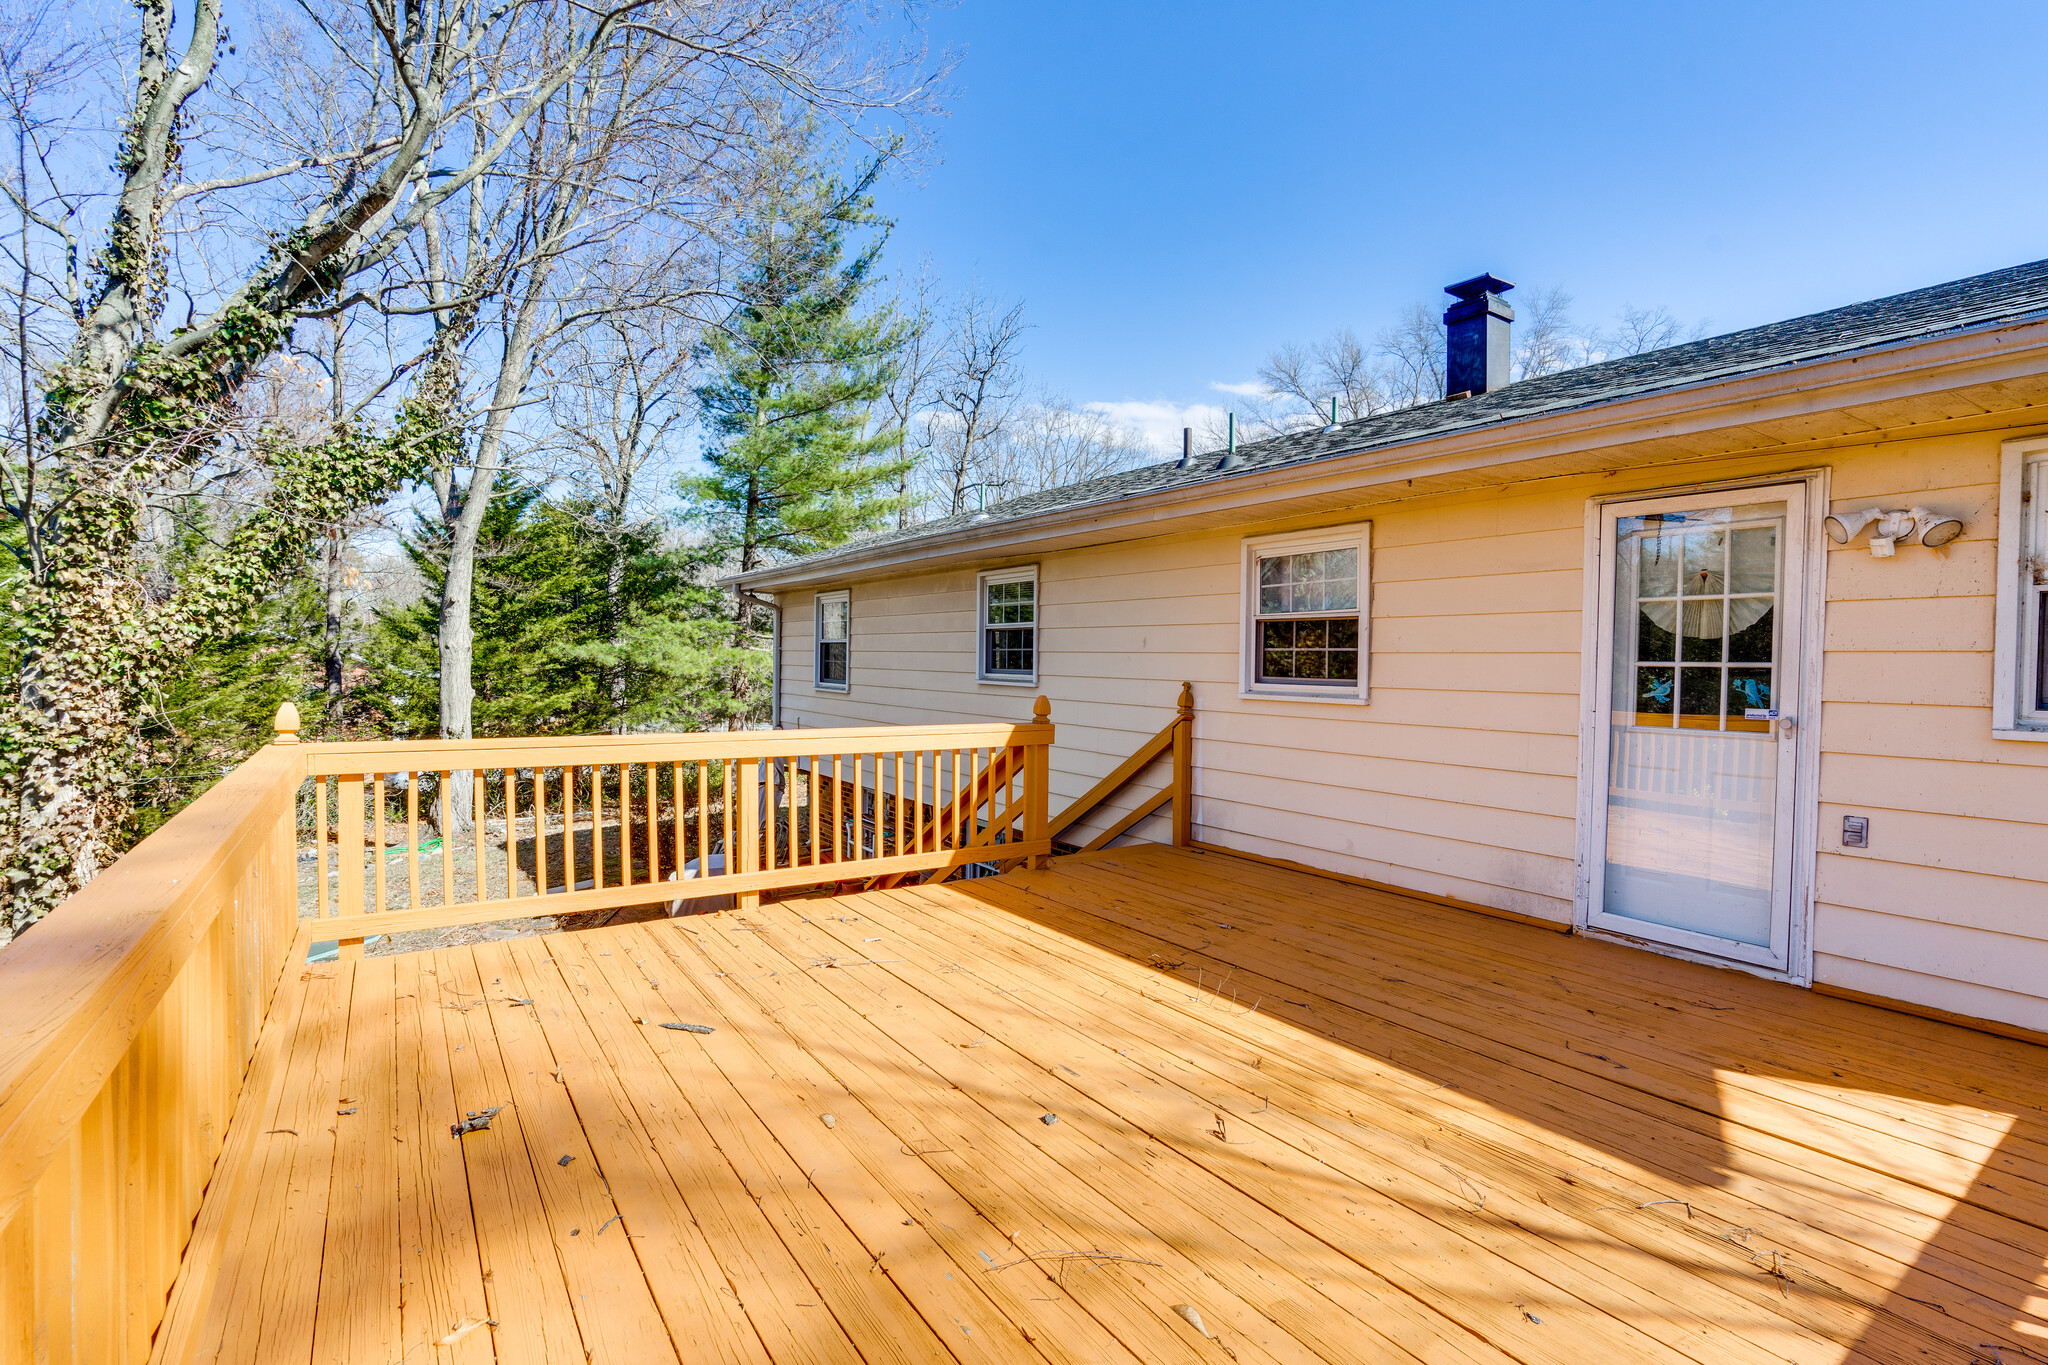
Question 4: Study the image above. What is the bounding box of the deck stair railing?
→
[0,703,1052,1365]
[1046,681,1194,853]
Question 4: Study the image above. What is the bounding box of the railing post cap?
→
[1032,695,1051,723]
[273,701,301,744]
[1178,681,1195,716]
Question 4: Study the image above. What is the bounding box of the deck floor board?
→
[156,847,2048,1364]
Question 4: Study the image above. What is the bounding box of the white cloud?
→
[1081,399,1228,455]
[1208,379,1275,398]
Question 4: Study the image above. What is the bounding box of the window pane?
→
[1727,668,1772,729]
[1680,599,1724,661]
[985,579,1035,626]
[1257,616,1356,686]
[1635,665,1675,724]
[985,626,1034,675]
[1681,529,1726,595]
[819,641,847,684]
[1258,547,1358,617]
[1729,605,1774,663]
[1730,526,1776,594]
[820,598,848,642]
[1638,531,1681,598]
[1678,666,1722,726]
[1637,607,1675,662]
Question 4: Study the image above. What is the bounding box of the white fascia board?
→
[727,318,2048,592]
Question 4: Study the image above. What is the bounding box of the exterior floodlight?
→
[1825,507,1882,544]
[1911,506,1964,548]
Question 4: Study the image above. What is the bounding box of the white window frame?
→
[814,589,850,693]
[1993,436,2048,739]
[1238,523,1371,704]
[976,565,1039,686]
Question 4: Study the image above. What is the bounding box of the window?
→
[815,590,849,692]
[1241,524,1370,701]
[1996,439,2048,737]
[977,566,1038,684]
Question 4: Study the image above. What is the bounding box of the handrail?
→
[1048,682,1194,853]
[0,739,303,1363]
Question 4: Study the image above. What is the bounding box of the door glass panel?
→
[1606,503,1784,947]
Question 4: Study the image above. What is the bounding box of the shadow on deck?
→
[157,844,2048,1364]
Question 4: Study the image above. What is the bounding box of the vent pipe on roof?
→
[1217,412,1241,470]
[1442,273,1514,399]
[1176,426,1192,468]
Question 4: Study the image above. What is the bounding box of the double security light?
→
[1824,504,1965,555]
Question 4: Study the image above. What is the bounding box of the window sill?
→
[813,683,849,695]
[1992,725,2048,742]
[1238,686,1367,706]
[977,674,1039,688]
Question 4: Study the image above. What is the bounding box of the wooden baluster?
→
[809,755,821,868]
[502,769,517,898]
[372,774,389,916]
[823,753,838,865]
[314,776,328,919]
[472,770,484,902]
[337,774,364,957]
[440,772,455,909]
[590,764,600,889]
[406,775,421,910]
[625,761,638,886]
[537,767,551,895]
[696,761,709,878]
[571,766,583,891]
[672,761,685,884]
[736,760,759,907]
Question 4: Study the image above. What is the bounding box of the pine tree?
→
[683,145,912,722]
[367,480,751,737]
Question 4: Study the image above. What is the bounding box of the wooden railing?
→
[0,702,1052,1363]
[298,699,1054,953]
[1047,682,1194,851]
[0,741,301,1365]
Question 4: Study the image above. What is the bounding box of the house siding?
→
[779,430,2048,1033]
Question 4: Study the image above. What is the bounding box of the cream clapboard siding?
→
[779,429,2048,1031]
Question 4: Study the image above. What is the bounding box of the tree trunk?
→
[323,531,348,711]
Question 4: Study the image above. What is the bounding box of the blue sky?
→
[878,0,2048,449]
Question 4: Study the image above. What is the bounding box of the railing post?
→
[1172,681,1194,847]
[737,759,761,908]
[1027,696,1052,870]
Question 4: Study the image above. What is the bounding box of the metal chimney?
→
[1442,273,1515,398]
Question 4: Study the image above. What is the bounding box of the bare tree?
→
[1376,302,1446,407]
[880,258,942,526]
[928,291,1026,516]
[1257,327,1389,430]
[1512,285,1583,380]
[0,0,938,929]
[1602,303,1707,357]
[977,391,1148,496]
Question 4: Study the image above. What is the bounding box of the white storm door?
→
[1587,484,1808,971]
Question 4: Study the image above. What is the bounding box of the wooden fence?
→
[0,704,1053,1362]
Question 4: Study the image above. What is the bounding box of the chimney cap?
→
[1444,273,1515,302]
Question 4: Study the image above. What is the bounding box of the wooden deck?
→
[153,845,2048,1364]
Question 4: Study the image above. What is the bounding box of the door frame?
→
[1572,468,1830,984]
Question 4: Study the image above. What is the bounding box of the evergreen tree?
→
[367,479,753,737]
[683,145,913,721]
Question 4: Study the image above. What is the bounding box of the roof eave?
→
[727,312,2048,593]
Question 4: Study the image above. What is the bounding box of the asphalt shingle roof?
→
[744,258,2048,583]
